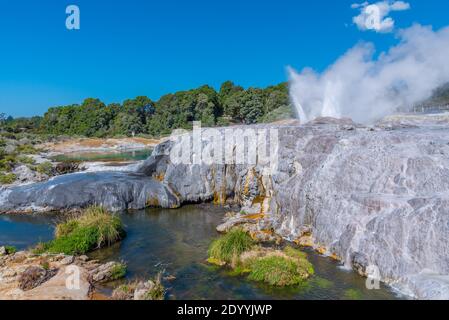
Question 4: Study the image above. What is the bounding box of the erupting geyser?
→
[289,24,449,124]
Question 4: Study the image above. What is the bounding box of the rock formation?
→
[1,114,449,299]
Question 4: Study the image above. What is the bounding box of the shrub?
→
[110,262,127,281]
[1,245,17,255]
[143,273,165,300]
[16,144,39,154]
[5,245,17,254]
[111,273,165,301]
[0,173,17,184]
[208,229,254,265]
[260,105,294,123]
[35,162,53,175]
[0,155,17,172]
[37,206,124,255]
[17,155,35,165]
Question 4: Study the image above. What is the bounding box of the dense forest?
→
[0,81,292,138]
[3,81,449,139]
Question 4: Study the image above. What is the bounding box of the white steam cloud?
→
[352,1,411,33]
[289,24,449,124]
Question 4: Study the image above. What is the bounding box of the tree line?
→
[1,82,292,137]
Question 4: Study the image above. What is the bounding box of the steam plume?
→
[289,24,449,124]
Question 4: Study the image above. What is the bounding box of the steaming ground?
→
[289,24,449,124]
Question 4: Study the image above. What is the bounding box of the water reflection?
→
[0,204,402,300]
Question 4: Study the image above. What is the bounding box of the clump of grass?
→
[247,255,306,286]
[283,246,315,277]
[111,273,165,301]
[17,155,35,165]
[0,173,17,184]
[35,162,53,175]
[110,262,127,281]
[244,247,314,287]
[207,230,315,288]
[0,157,16,172]
[208,229,254,266]
[112,282,136,300]
[2,245,17,255]
[143,273,165,301]
[16,144,39,155]
[36,206,125,255]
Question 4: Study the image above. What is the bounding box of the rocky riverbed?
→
[1,114,449,299]
[0,248,124,300]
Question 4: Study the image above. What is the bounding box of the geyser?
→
[289,24,449,124]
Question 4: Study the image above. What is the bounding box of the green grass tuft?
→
[143,273,165,300]
[110,262,127,281]
[283,246,315,276]
[3,245,17,255]
[208,229,254,265]
[247,255,307,287]
[35,162,53,175]
[16,144,39,155]
[0,173,17,184]
[17,155,35,165]
[35,206,124,255]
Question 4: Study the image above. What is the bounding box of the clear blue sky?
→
[0,0,447,117]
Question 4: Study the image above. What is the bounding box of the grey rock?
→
[216,215,258,233]
[0,246,7,256]
[0,171,180,213]
[4,145,16,154]
[78,255,89,263]
[133,280,156,300]
[59,256,74,265]
[2,114,449,299]
[18,266,57,291]
[89,261,124,283]
[12,165,47,184]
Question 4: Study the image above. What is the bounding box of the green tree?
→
[240,88,265,124]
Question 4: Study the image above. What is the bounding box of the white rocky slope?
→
[138,115,449,299]
[1,114,449,299]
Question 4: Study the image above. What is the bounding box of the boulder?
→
[18,266,57,291]
[89,261,125,283]
[12,165,47,184]
[60,256,75,265]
